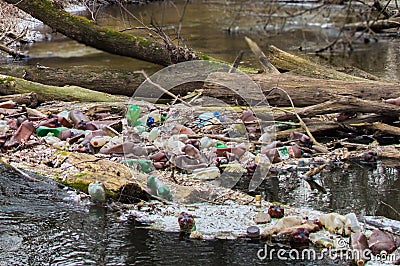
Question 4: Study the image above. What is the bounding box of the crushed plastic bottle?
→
[0,120,9,134]
[90,136,111,148]
[191,166,221,180]
[147,176,172,200]
[345,212,362,234]
[309,231,335,248]
[199,136,217,149]
[53,140,70,150]
[122,159,155,173]
[148,127,160,141]
[126,105,141,126]
[42,134,61,145]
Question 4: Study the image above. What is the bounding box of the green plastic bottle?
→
[122,159,155,173]
[36,126,69,137]
[147,176,172,201]
[126,105,141,126]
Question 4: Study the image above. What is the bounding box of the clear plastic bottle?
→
[148,127,160,141]
[192,166,221,180]
[345,212,362,234]
[0,120,9,134]
[88,182,106,203]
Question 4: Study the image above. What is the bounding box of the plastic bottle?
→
[53,140,70,150]
[148,127,160,141]
[36,126,69,137]
[192,166,221,180]
[309,231,335,248]
[147,176,172,200]
[42,134,61,145]
[88,182,106,203]
[126,105,141,126]
[0,120,9,134]
[90,136,111,148]
[345,212,362,234]
[199,136,217,149]
[255,194,262,208]
[194,112,214,127]
[122,159,155,173]
[69,110,90,126]
[351,232,370,265]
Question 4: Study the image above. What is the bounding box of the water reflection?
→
[260,162,400,220]
[18,1,400,81]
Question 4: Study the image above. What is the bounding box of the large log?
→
[2,67,399,107]
[0,64,146,96]
[2,0,199,66]
[191,72,400,107]
[0,74,128,103]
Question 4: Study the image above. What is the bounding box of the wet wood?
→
[3,0,190,66]
[344,16,400,32]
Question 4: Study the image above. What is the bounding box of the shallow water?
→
[1,161,398,265]
[17,0,400,81]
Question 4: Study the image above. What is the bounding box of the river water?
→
[1,1,399,265]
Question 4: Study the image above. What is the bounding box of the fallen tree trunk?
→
[0,74,128,103]
[2,0,198,65]
[0,64,147,96]
[2,68,400,107]
[191,72,400,107]
[344,16,400,32]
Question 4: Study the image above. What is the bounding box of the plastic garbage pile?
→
[0,100,333,200]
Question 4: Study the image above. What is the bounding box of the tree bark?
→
[187,72,400,107]
[343,17,400,32]
[2,66,400,107]
[0,64,147,96]
[0,74,128,103]
[2,0,197,66]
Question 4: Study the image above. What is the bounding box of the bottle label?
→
[277,146,290,160]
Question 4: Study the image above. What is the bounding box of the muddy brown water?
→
[0,1,399,265]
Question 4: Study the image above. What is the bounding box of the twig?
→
[377,200,400,218]
[229,50,244,73]
[268,87,327,151]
